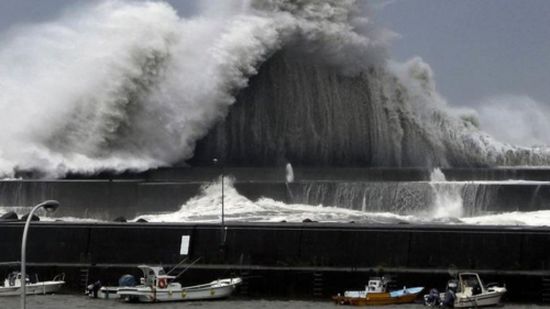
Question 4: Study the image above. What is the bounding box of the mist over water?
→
[475,95,550,147]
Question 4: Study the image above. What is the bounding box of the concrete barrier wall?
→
[2,222,549,301]
[3,180,550,219]
[2,222,549,272]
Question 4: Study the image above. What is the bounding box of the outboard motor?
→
[8,272,17,286]
[424,288,440,306]
[86,280,102,298]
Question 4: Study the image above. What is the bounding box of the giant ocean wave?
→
[0,0,549,178]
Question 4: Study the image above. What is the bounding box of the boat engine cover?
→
[118,274,137,287]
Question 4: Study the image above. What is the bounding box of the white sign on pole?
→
[180,235,190,255]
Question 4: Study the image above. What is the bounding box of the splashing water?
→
[0,0,390,177]
[1,0,550,178]
[285,163,294,183]
[3,176,550,226]
[429,168,464,218]
[132,178,550,226]
[136,177,416,224]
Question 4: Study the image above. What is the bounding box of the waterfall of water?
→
[285,162,295,201]
[294,181,431,214]
[285,163,294,183]
[429,168,464,218]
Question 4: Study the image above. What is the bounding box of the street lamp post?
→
[20,200,59,309]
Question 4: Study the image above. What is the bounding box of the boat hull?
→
[94,286,121,299]
[117,278,241,303]
[333,288,423,306]
[454,291,506,308]
[0,281,64,296]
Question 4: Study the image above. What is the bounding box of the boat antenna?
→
[174,257,202,279]
[166,257,189,275]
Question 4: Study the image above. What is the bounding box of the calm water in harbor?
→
[0,295,549,309]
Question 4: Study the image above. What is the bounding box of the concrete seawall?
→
[1,222,549,301]
[2,176,550,219]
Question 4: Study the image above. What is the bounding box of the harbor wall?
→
[0,222,549,302]
[3,167,550,220]
[1,176,550,219]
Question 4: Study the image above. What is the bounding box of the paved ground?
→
[1,295,549,309]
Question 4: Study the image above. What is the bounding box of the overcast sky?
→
[374,0,550,107]
[1,0,549,108]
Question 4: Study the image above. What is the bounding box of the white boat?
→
[0,272,65,296]
[426,273,506,308]
[115,265,242,302]
[453,273,506,308]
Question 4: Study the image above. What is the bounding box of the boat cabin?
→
[458,273,485,296]
[137,265,175,288]
[366,277,393,293]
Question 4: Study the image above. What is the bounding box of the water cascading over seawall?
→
[1,168,549,221]
[191,50,550,168]
[289,180,539,217]
[192,51,445,167]
[192,51,438,167]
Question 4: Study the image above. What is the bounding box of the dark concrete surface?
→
[1,222,550,302]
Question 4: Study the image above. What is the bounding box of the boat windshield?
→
[461,274,483,288]
[158,269,166,275]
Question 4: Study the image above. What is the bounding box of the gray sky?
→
[0,0,549,108]
[374,0,550,107]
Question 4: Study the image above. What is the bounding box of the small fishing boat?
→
[0,272,65,296]
[427,273,506,308]
[333,277,423,306]
[115,265,241,302]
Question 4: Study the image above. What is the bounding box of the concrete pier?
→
[0,221,549,302]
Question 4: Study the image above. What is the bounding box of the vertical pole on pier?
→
[221,160,225,244]
[213,158,226,250]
